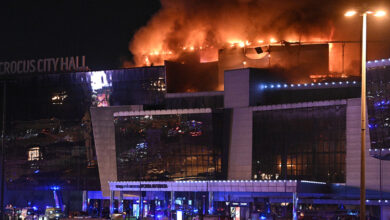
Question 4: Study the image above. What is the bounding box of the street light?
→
[345,10,357,17]
[345,9,386,220]
[374,10,386,17]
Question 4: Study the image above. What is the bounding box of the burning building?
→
[125,0,343,92]
[218,43,330,86]
[126,0,362,92]
[150,42,331,92]
[2,0,390,217]
[126,0,390,93]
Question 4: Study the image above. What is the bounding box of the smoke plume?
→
[128,0,346,66]
[128,0,390,76]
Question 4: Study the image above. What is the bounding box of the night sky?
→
[0,0,160,70]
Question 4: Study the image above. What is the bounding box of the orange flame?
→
[126,0,348,68]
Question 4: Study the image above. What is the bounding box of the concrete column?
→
[208,191,213,215]
[345,98,390,192]
[228,107,253,179]
[292,192,298,220]
[119,191,124,213]
[224,69,253,180]
[90,106,142,197]
[82,190,88,212]
[110,190,115,216]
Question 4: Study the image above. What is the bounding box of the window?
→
[115,113,223,181]
[252,105,346,182]
[367,67,390,149]
[28,147,41,161]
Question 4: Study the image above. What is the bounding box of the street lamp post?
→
[361,12,367,220]
[345,9,386,220]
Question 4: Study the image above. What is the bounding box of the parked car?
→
[39,207,65,220]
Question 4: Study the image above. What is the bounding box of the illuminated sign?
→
[0,56,88,74]
[115,184,168,189]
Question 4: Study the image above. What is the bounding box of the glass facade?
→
[252,105,346,183]
[367,67,390,149]
[110,67,166,106]
[114,112,226,181]
[0,66,165,190]
[163,95,224,110]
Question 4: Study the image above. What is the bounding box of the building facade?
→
[2,58,390,218]
[91,66,390,218]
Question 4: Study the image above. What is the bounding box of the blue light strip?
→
[369,148,390,152]
[174,179,298,183]
[258,81,358,90]
[366,199,389,203]
[367,58,390,68]
[300,180,327,185]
